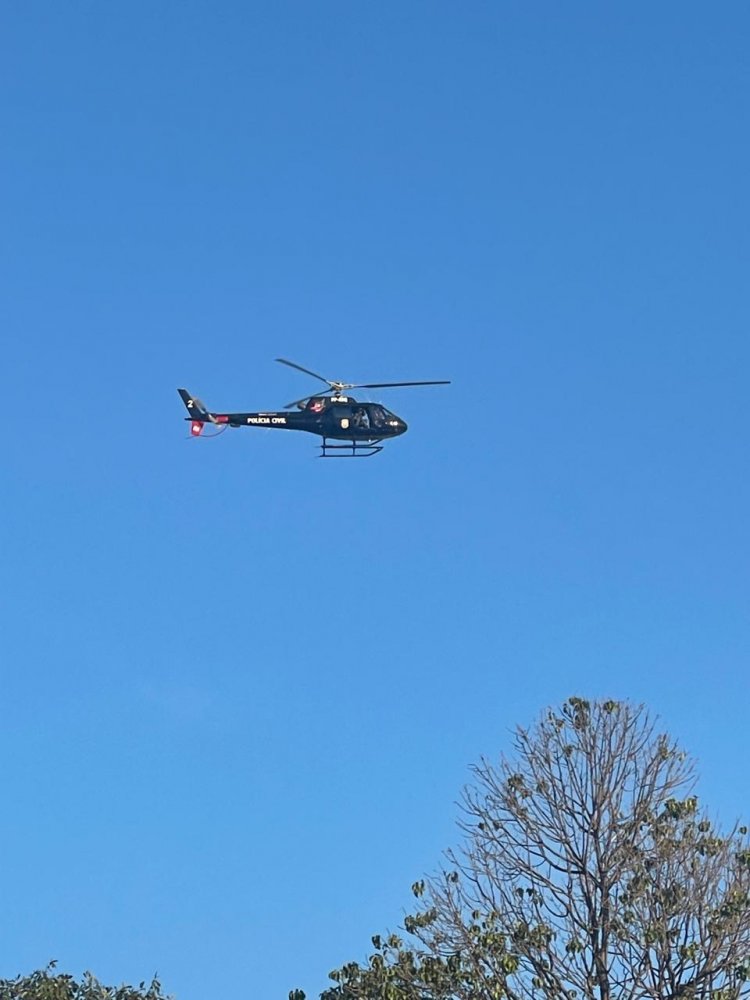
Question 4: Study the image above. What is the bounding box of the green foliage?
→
[0,964,171,1000]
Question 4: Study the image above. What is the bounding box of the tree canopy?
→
[0,964,171,1000]
[294,698,750,1000]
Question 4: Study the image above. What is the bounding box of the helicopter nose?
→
[396,419,407,434]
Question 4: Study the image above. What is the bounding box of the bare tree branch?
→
[313,699,750,1000]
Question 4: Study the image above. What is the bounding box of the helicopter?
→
[178,358,450,457]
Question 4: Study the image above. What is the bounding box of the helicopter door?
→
[333,405,355,431]
[351,406,371,430]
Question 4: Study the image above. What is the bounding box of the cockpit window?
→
[352,406,370,429]
[368,405,387,427]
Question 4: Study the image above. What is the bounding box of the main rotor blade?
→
[352,380,452,389]
[275,358,332,386]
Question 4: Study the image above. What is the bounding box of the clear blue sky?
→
[2,3,749,997]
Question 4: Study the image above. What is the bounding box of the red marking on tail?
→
[191,421,204,437]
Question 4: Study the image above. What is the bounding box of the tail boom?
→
[178,389,302,437]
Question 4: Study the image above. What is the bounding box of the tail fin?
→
[178,388,214,436]
[178,388,211,419]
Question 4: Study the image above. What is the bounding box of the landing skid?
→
[319,437,384,458]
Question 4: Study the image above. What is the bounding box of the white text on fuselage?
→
[247,416,287,425]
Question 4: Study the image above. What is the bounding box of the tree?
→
[0,963,172,1000]
[295,699,750,1000]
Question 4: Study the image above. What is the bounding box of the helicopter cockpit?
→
[358,404,389,429]
[339,403,401,431]
[302,397,402,431]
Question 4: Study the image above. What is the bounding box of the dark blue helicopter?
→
[178,358,450,457]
